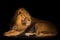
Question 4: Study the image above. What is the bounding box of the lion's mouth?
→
[21,20,26,25]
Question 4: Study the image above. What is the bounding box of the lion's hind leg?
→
[35,22,57,37]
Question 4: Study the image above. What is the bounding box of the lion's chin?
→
[4,30,21,37]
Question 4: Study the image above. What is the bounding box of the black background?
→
[0,0,59,40]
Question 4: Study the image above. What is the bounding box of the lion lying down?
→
[4,8,57,37]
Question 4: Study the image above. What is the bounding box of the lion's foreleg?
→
[4,29,25,37]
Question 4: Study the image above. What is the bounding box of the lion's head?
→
[11,8,32,31]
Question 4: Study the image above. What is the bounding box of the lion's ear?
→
[17,8,26,14]
[17,11,21,15]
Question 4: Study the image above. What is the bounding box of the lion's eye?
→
[28,19,30,21]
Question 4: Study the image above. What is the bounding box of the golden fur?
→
[4,8,57,37]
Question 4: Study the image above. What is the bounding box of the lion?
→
[4,8,57,37]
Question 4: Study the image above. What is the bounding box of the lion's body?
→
[4,8,57,37]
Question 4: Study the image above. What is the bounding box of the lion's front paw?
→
[4,30,20,37]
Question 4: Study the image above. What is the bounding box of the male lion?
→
[4,8,57,37]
